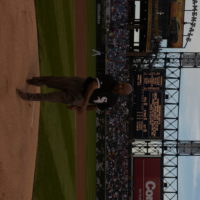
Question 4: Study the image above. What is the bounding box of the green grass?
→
[33,0,76,199]
[33,0,96,199]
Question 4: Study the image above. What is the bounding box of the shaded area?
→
[74,0,97,199]
[85,0,97,199]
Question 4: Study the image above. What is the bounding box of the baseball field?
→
[32,0,96,200]
[0,0,95,199]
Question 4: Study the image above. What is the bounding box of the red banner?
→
[133,158,161,200]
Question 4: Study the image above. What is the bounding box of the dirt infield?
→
[0,1,40,199]
[75,0,87,199]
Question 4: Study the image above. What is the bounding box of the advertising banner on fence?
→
[133,157,161,200]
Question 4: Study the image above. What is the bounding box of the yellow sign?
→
[168,0,185,48]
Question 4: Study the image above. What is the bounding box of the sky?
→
[174,0,200,199]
